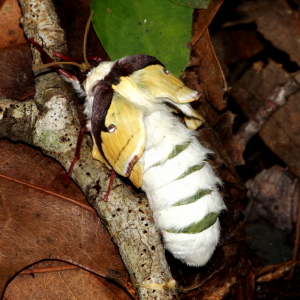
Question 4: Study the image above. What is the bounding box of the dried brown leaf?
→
[259,90,300,176]
[0,0,27,48]
[231,59,291,118]
[213,29,264,66]
[221,0,300,66]
[4,261,131,300]
[188,29,227,113]
[180,253,254,300]
[212,29,264,77]
[0,43,35,101]
[245,165,298,230]
[192,0,224,46]
[213,111,246,166]
[0,140,131,298]
[256,0,300,66]
[221,1,269,28]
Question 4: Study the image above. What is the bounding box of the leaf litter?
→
[1,0,300,299]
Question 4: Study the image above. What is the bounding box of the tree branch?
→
[0,0,177,299]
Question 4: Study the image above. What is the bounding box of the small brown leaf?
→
[0,43,35,101]
[231,59,291,119]
[256,0,300,67]
[245,165,298,230]
[259,91,300,176]
[192,29,227,112]
[192,0,224,46]
[0,0,27,48]
[212,29,264,77]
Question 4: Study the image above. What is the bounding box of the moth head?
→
[83,61,116,95]
[83,54,164,115]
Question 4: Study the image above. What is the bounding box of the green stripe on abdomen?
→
[167,141,190,160]
[173,188,212,206]
[166,212,218,234]
[148,141,191,168]
[176,163,205,180]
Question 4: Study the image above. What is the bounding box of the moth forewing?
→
[130,65,200,103]
[101,95,146,179]
[129,161,144,188]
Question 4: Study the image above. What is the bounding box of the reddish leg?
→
[29,38,112,200]
[65,124,116,202]
[104,171,116,201]
[64,125,88,184]
[29,38,80,82]
[52,51,77,62]
[53,51,102,64]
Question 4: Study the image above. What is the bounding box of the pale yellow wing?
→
[100,94,145,187]
[125,64,204,129]
[91,135,112,170]
[131,65,200,104]
[184,110,204,130]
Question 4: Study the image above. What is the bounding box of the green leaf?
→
[167,0,211,9]
[91,0,194,76]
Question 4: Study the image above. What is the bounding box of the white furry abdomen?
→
[139,108,225,266]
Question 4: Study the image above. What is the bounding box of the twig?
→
[2,0,178,299]
[236,75,300,145]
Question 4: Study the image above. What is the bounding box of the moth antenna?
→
[32,61,85,71]
[31,10,96,74]
[82,10,94,71]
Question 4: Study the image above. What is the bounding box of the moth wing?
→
[146,65,205,129]
[183,110,204,130]
[129,161,143,188]
[91,136,112,170]
[101,94,145,188]
[142,65,200,104]
[130,65,204,129]
[166,102,204,130]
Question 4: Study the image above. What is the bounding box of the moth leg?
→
[65,124,88,184]
[52,51,77,62]
[103,171,116,201]
[29,38,79,82]
[53,51,102,65]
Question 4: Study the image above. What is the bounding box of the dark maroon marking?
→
[102,55,164,87]
[118,55,164,76]
[126,155,139,176]
[91,84,114,155]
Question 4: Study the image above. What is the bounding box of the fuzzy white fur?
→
[80,60,226,267]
